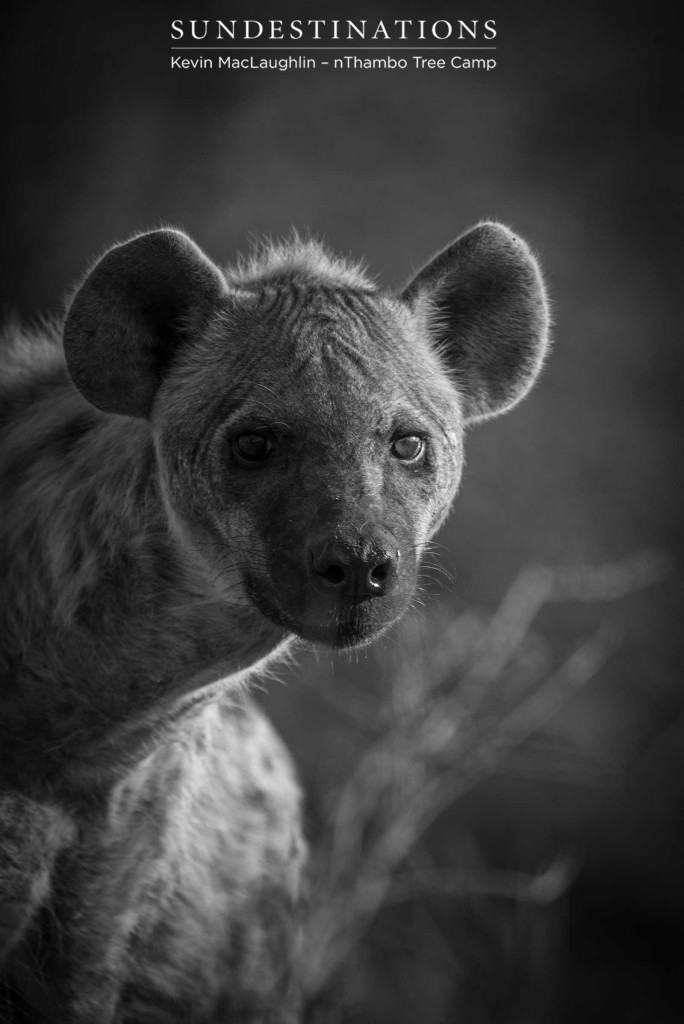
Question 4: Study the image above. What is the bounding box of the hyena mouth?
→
[306,584,416,647]
[245,572,409,648]
[332,605,405,648]
[304,602,378,648]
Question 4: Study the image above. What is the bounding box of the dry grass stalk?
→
[298,550,669,999]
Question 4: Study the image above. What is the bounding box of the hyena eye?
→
[233,432,273,464]
[391,435,424,462]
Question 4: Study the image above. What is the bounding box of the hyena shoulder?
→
[55,695,305,1021]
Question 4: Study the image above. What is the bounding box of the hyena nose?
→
[309,538,398,599]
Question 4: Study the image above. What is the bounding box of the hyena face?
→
[158,288,464,648]
[63,224,548,648]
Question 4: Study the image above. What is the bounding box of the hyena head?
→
[63,224,549,648]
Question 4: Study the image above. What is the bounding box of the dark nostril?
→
[319,563,346,586]
[369,560,391,585]
[311,548,349,588]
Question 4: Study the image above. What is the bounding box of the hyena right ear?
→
[402,222,550,422]
[63,229,227,418]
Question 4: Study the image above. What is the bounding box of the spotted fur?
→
[0,223,549,1021]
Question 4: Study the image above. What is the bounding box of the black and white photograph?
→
[1,3,682,1021]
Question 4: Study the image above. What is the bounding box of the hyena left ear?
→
[402,222,550,422]
[63,229,227,418]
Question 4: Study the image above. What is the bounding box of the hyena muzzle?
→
[0,222,549,1021]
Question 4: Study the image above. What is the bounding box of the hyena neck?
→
[1,368,290,786]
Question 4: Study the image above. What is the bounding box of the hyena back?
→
[0,223,549,1020]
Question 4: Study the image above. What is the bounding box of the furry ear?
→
[402,222,550,422]
[63,229,227,418]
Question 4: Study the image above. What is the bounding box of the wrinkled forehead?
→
[265,285,400,381]
[228,284,446,424]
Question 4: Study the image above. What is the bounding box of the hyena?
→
[0,222,549,1021]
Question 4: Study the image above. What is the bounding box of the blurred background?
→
[2,0,682,1020]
